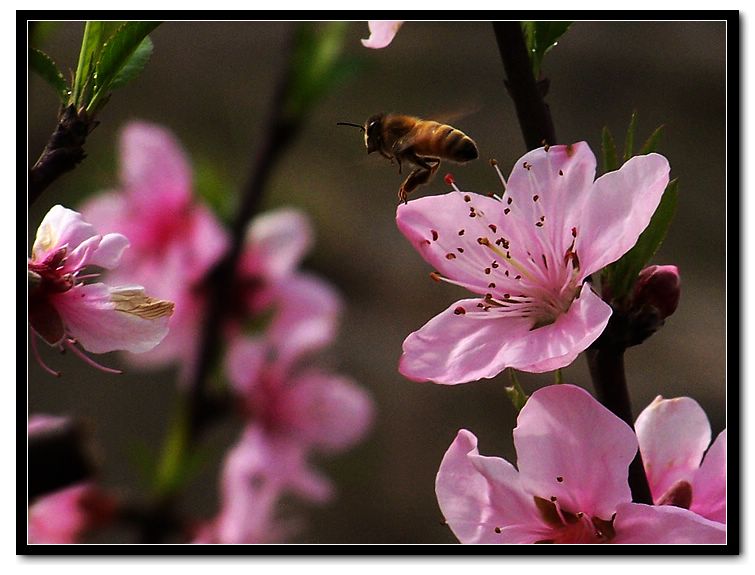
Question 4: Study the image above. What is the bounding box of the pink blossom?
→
[28,482,114,544]
[361,21,403,48]
[28,205,174,374]
[193,425,332,544]
[636,395,726,524]
[226,276,373,453]
[435,384,726,544]
[396,143,670,384]
[80,122,228,373]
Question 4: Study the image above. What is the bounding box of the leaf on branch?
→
[601,125,618,173]
[29,48,70,101]
[623,110,638,162]
[639,124,666,155]
[603,179,679,302]
[520,21,572,77]
[88,21,161,113]
[109,36,154,90]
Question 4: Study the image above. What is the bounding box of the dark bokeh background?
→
[28,21,727,544]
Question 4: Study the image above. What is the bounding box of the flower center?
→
[532,495,616,544]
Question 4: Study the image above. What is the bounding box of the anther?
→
[488,224,497,232]
[444,173,456,186]
[430,272,442,282]
[559,169,564,176]
[556,476,564,483]
[477,237,490,246]
[454,306,466,315]
[431,230,439,241]
[523,161,532,170]
[463,194,471,203]
[445,253,456,260]
[458,229,465,236]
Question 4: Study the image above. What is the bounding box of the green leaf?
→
[623,110,638,162]
[639,124,666,155]
[29,48,70,101]
[88,21,161,112]
[285,21,354,120]
[70,21,105,106]
[109,36,153,90]
[504,369,529,413]
[603,179,679,302]
[601,126,618,173]
[521,21,572,77]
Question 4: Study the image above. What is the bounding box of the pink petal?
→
[496,284,611,373]
[240,208,313,283]
[514,384,636,519]
[361,21,403,48]
[503,142,597,258]
[32,205,96,262]
[612,502,726,544]
[119,121,192,211]
[269,273,342,367]
[286,370,374,452]
[635,396,712,503]
[399,285,610,384]
[435,429,544,543]
[225,337,267,397]
[577,153,670,276]
[28,414,69,435]
[53,283,171,353]
[691,429,726,523]
[396,191,512,294]
[85,233,130,270]
[28,483,95,544]
[185,204,229,283]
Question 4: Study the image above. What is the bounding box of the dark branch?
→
[29,105,97,205]
[492,22,557,150]
[184,30,301,441]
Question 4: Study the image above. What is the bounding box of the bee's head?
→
[364,113,385,154]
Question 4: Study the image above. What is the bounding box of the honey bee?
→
[338,113,479,203]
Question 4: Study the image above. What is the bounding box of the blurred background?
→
[27,20,727,544]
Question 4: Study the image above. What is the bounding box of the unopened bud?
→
[632,265,680,320]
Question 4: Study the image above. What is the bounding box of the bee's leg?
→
[399,165,435,204]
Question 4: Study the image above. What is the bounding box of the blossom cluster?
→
[394,142,726,544]
[28,122,373,543]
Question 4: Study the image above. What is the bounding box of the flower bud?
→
[632,265,680,320]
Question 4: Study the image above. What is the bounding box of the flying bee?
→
[338,113,479,203]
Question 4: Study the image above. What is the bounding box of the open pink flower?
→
[636,395,726,524]
[28,205,174,375]
[436,384,726,544]
[396,143,670,384]
[361,21,403,48]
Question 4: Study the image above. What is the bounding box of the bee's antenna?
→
[336,122,365,132]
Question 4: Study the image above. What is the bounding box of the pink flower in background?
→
[28,482,114,544]
[435,384,725,544]
[396,143,670,384]
[636,395,726,524]
[194,425,333,544]
[361,21,404,48]
[226,274,373,453]
[81,121,228,290]
[28,205,174,375]
[80,121,228,375]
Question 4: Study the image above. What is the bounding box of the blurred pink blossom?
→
[28,204,174,375]
[226,275,373,453]
[361,21,403,48]
[28,482,114,544]
[396,143,670,384]
[193,425,332,544]
[435,384,726,544]
[80,122,228,375]
[636,395,726,524]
